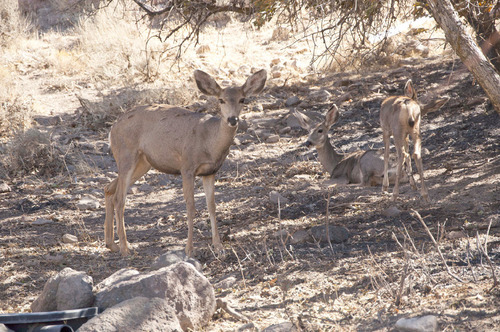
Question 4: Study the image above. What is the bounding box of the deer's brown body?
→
[104,69,267,256]
[295,105,399,186]
[380,80,429,202]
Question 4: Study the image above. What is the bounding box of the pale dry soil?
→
[1,55,499,331]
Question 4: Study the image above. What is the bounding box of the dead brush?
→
[0,95,34,138]
[75,86,193,131]
[0,128,66,179]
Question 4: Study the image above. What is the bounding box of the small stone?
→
[395,315,438,332]
[383,206,402,217]
[62,234,78,244]
[279,126,291,135]
[310,89,332,102]
[446,231,466,240]
[214,275,238,290]
[310,225,349,244]
[272,71,282,79]
[271,58,280,65]
[44,254,64,264]
[138,183,154,193]
[269,191,288,205]
[252,104,264,112]
[266,134,280,144]
[289,229,310,244]
[33,218,54,226]
[263,322,298,332]
[151,250,202,272]
[76,196,100,210]
[0,182,11,193]
[285,96,301,107]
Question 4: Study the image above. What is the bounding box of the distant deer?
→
[104,69,267,256]
[295,105,399,186]
[380,79,430,202]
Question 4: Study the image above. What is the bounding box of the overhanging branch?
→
[131,0,254,16]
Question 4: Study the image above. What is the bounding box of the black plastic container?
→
[0,307,100,332]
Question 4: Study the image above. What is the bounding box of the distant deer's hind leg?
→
[104,178,119,252]
[203,174,223,253]
[113,154,151,256]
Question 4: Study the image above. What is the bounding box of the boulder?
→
[78,297,182,332]
[94,262,216,331]
[263,322,298,332]
[151,250,202,272]
[395,315,438,332]
[290,225,349,245]
[310,225,349,244]
[269,191,288,205]
[31,267,94,312]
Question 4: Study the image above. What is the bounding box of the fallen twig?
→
[230,245,247,289]
[411,209,464,283]
[216,299,251,323]
[325,189,335,256]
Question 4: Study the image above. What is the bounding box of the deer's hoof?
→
[185,244,194,258]
[107,242,120,253]
[119,242,132,256]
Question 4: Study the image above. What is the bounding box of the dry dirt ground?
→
[1,27,500,332]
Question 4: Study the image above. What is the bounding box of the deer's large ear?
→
[324,104,340,129]
[404,80,417,100]
[294,110,312,130]
[242,69,267,96]
[194,70,222,96]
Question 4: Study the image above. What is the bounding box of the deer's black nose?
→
[227,116,239,127]
[303,141,312,148]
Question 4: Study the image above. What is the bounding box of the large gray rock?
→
[310,225,349,244]
[31,267,94,312]
[151,250,202,272]
[290,225,349,245]
[395,315,438,332]
[263,322,298,332]
[94,262,216,331]
[78,297,182,332]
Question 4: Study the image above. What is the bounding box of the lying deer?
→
[380,79,429,202]
[104,69,267,256]
[295,105,399,186]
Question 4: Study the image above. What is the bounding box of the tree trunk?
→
[426,0,500,114]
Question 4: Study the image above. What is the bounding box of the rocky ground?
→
[1,8,499,331]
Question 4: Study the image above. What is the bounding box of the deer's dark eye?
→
[219,99,225,104]
[239,98,245,104]
[318,129,323,133]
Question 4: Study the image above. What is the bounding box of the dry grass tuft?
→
[0,129,67,179]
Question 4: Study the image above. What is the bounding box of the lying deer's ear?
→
[324,104,340,128]
[194,70,222,96]
[404,80,417,100]
[294,110,311,130]
[242,69,267,96]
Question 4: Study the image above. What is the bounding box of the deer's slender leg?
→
[113,155,151,256]
[393,134,405,201]
[203,174,223,253]
[104,178,119,252]
[182,170,196,257]
[403,135,417,189]
[382,130,391,192]
[412,132,429,202]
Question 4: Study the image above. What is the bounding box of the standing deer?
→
[380,79,429,202]
[295,105,399,186]
[104,69,267,256]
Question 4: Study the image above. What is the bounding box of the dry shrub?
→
[0,68,34,138]
[0,2,24,46]
[0,95,34,138]
[76,85,195,130]
[0,129,66,179]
